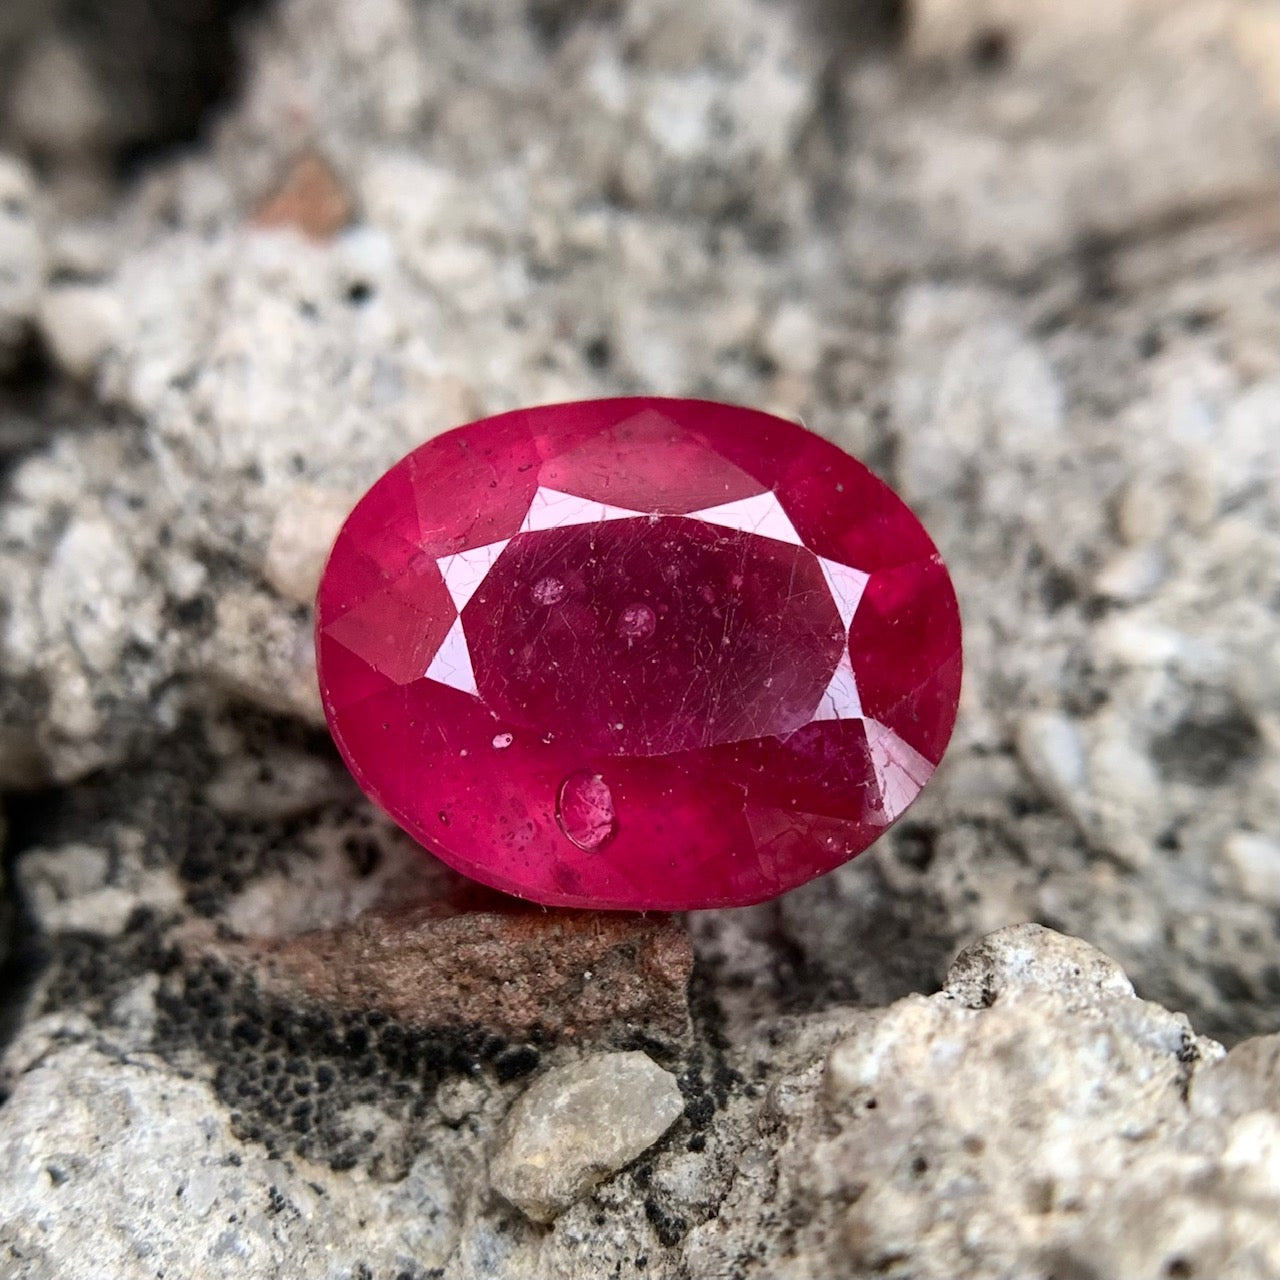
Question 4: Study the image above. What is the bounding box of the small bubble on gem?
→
[438,811,450,825]
[532,575,566,605]
[493,733,514,749]
[556,771,617,852]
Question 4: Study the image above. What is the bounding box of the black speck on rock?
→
[644,1196,688,1248]
[1151,700,1262,786]
[493,1045,540,1081]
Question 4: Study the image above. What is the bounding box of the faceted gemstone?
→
[316,398,962,910]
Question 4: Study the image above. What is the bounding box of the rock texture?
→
[228,903,695,1045]
[0,0,1278,1275]
[684,924,1280,1280]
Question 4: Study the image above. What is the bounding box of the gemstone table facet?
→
[316,398,962,910]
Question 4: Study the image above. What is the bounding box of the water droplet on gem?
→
[493,732,513,749]
[617,602,656,641]
[532,575,566,605]
[556,771,617,852]
[438,811,450,825]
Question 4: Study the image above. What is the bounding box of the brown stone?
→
[217,900,693,1046]
[252,152,353,241]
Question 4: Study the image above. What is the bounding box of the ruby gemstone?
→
[316,398,961,910]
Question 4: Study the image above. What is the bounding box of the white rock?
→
[489,1051,684,1222]
[1094,544,1168,602]
[205,589,325,724]
[1016,711,1162,869]
[0,1040,464,1279]
[855,0,1278,279]
[1015,709,1087,803]
[762,303,822,378]
[7,39,110,158]
[263,487,354,605]
[1222,832,1280,908]
[437,1076,489,1126]
[944,922,1136,1008]
[690,927,1249,1280]
[17,842,183,936]
[38,283,123,381]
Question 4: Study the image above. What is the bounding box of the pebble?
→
[489,1051,684,1222]
[38,283,122,381]
[1222,831,1280,907]
[263,487,354,605]
[944,922,1135,1008]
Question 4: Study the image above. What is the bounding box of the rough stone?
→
[252,152,355,241]
[1221,829,1280,908]
[219,903,695,1046]
[0,803,8,970]
[36,282,122,381]
[262,485,353,605]
[489,1051,686,1223]
[684,926,1273,1280]
[15,839,183,937]
[852,0,1279,280]
[0,1035,483,1280]
[943,921,1136,1008]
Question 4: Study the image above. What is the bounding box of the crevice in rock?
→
[0,835,41,1070]
[1,0,274,178]
[801,0,907,57]
[0,329,57,480]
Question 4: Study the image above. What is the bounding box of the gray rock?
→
[489,1051,685,1223]
[848,0,1279,280]
[36,282,122,381]
[686,927,1276,1280]
[0,1034,475,1280]
[15,839,183,936]
[944,921,1136,1008]
[1192,1032,1280,1121]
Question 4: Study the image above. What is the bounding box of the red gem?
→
[316,399,962,910]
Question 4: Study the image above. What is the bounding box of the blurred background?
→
[0,0,1278,1276]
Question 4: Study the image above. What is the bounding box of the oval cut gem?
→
[316,398,962,910]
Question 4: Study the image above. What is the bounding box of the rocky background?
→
[1,0,1278,1276]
